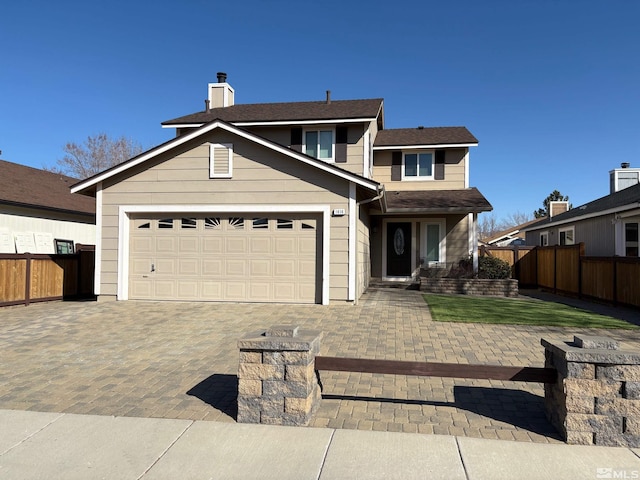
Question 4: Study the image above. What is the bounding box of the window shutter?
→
[291,127,302,152]
[209,143,233,178]
[391,151,402,181]
[335,126,348,163]
[435,149,446,180]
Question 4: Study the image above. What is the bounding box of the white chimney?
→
[549,201,569,218]
[610,163,640,193]
[207,72,235,109]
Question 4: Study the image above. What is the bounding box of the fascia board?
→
[373,143,478,150]
[72,120,379,193]
[162,117,378,128]
[384,207,492,214]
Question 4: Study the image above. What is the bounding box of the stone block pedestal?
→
[542,335,640,447]
[237,325,322,426]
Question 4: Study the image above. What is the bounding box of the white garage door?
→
[129,214,319,303]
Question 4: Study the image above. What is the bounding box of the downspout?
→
[472,212,479,275]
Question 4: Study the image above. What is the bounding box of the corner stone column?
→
[542,334,640,447]
[237,325,322,426]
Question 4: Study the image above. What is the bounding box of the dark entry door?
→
[386,222,412,276]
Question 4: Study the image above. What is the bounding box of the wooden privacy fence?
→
[481,243,640,308]
[0,245,95,307]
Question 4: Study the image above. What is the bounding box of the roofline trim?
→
[373,143,478,150]
[72,119,379,194]
[522,203,640,231]
[162,117,378,128]
[0,199,95,218]
[383,206,493,214]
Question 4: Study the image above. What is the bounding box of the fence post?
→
[24,253,32,306]
[237,325,322,426]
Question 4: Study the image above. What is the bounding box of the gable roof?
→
[162,98,384,126]
[524,183,640,231]
[384,188,492,213]
[483,218,542,244]
[71,119,380,195]
[373,127,478,148]
[0,159,95,216]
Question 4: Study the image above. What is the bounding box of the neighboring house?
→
[483,218,542,247]
[524,164,640,257]
[0,159,96,254]
[71,73,492,304]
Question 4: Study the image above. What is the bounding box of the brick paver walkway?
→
[1,288,639,443]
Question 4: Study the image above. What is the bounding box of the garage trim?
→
[118,204,331,304]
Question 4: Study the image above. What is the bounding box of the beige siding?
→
[100,131,352,301]
[244,124,367,176]
[357,206,371,297]
[372,148,467,190]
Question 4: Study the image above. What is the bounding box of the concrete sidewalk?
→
[1,409,639,480]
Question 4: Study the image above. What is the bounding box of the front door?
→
[386,222,412,276]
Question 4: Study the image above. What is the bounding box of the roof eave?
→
[373,143,478,150]
[522,203,640,232]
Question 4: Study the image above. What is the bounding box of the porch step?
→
[368,278,421,290]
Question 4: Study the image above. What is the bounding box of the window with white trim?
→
[625,222,639,257]
[403,151,434,180]
[540,231,549,246]
[209,143,233,178]
[559,227,575,246]
[304,129,334,161]
[421,220,445,266]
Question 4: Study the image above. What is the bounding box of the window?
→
[181,218,197,229]
[540,232,549,246]
[277,219,293,229]
[625,222,639,257]
[54,239,74,254]
[403,152,434,179]
[209,143,233,178]
[204,217,221,229]
[559,227,575,246]
[252,218,269,229]
[304,129,333,161]
[421,220,445,265]
[228,217,244,230]
[159,218,174,229]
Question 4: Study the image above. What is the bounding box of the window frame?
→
[209,143,233,178]
[421,219,446,266]
[624,221,639,257]
[303,128,335,162]
[402,150,435,181]
[558,226,575,246]
[540,231,549,246]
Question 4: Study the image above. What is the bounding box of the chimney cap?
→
[621,162,631,169]
[216,72,227,83]
[418,126,424,129]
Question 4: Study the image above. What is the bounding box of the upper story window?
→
[403,151,434,180]
[304,129,334,161]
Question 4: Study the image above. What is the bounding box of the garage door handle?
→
[151,263,155,272]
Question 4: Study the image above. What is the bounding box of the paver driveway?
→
[1,288,639,443]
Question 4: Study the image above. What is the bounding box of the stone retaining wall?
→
[420,278,519,297]
[542,335,640,447]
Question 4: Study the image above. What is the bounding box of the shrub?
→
[477,256,512,279]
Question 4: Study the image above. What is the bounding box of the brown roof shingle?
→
[374,127,478,147]
[162,98,384,125]
[384,188,492,213]
[0,160,95,216]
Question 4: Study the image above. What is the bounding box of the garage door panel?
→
[177,281,199,298]
[226,259,246,276]
[129,214,319,303]
[202,259,222,275]
[156,237,176,252]
[250,259,271,276]
[202,237,223,254]
[250,237,271,254]
[179,237,199,254]
[274,237,296,254]
[178,258,200,275]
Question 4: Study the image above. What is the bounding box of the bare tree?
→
[47,134,143,179]
[503,211,533,227]
[478,213,504,240]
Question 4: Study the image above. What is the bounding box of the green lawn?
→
[424,294,638,329]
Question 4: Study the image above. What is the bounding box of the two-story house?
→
[71,73,492,304]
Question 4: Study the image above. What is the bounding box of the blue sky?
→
[2,0,639,222]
